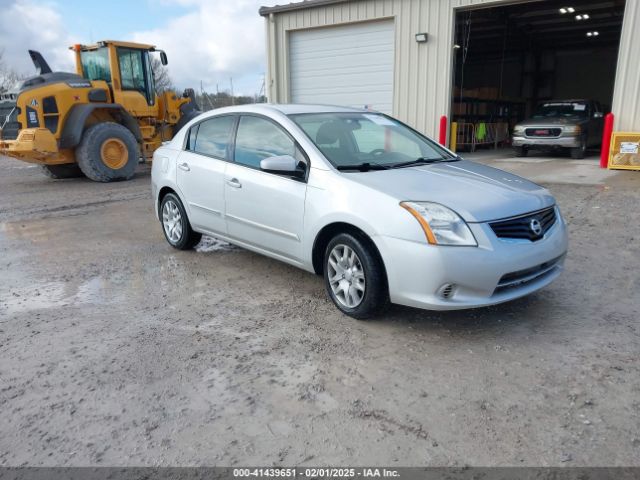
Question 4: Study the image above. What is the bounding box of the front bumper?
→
[0,128,65,164]
[375,208,568,311]
[512,135,581,148]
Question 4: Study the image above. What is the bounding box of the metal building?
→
[260,0,639,141]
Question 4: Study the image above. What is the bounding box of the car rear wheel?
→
[160,193,201,250]
[514,146,528,157]
[324,233,389,319]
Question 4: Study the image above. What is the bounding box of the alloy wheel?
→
[162,200,183,243]
[327,244,366,308]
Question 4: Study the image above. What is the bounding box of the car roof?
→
[208,103,372,116]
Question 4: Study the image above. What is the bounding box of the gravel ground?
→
[0,155,638,467]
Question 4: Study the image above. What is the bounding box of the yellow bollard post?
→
[450,122,458,152]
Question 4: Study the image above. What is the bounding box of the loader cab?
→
[74,41,166,116]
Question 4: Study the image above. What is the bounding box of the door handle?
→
[178,162,190,172]
[226,178,242,189]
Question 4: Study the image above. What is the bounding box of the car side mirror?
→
[593,111,603,118]
[260,155,301,174]
[159,51,168,66]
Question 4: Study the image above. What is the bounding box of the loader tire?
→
[76,122,139,182]
[40,163,84,179]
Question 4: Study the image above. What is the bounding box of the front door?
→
[112,48,156,118]
[224,115,307,262]
[176,115,236,235]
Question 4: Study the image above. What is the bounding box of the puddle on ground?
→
[1,275,127,315]
[195,236,238,253]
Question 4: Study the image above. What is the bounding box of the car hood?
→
[344,160,555,222]
[517,117,587,126]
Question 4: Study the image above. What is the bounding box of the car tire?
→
[570,137,587,159]
[159,193,202,250]
[323,232,389,319]
[40,163,84,179]
[76,122,139,182]
[514,146,528,157]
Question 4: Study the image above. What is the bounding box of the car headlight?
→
[563,125,582,135]
[400,201,477,246]
[513,125,525,134]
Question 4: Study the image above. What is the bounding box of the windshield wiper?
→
[390,157,459,169]
[336,162,390,172]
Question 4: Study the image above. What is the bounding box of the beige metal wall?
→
[611,0,640,133]
[265,0,640,137]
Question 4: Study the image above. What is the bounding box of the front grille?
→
[495,255,565,293]
[525,128,561,137]
[490,207,557,242]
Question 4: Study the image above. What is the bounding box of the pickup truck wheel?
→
[160,193,201,250]
[324,233,389,320]
[570,137,587,159]
[76,122,139,182]
[514,146,528,157]
[40,163,84,179]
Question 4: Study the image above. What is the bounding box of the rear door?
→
[224,115,307,263]
[176,115,237,235]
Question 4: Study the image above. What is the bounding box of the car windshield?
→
[289,112,456,170]
[533,102,589,118]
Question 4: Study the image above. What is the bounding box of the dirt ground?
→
[0,154,638,467]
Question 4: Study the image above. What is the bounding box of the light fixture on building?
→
[559,6,575,14]
[586,31,600,37]
[415,32,428,43]
[576,13,590,20]
[453,44,461,49]
[567,7,575,12]
[559,7,567,13]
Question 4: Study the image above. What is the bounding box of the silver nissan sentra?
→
[152,104,568,319]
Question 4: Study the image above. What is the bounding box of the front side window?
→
[290,112,453,169]
[234,116,296,169]
[189,116,235,159]
[80,48,111,82]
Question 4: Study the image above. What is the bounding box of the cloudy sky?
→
[0,0,281,95]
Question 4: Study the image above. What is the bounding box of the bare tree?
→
[0,50,23,93]
[150,57,175,93]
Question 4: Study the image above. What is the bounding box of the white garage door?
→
[289,20,395,114]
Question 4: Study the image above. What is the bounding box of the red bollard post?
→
[439,115,447,146]
[600,112,614,169]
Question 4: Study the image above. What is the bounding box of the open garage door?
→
[289,20,394,114]
[452,0,625,158]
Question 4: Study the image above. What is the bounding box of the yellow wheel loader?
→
[0,41,199,182]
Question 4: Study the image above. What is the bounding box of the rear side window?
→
[188,116,235,159]
[234,116,295,168]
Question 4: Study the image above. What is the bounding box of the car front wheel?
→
[324,233,389,319]
[570,136,587,159]
[160,193,202,250]
[514,146,528,157]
